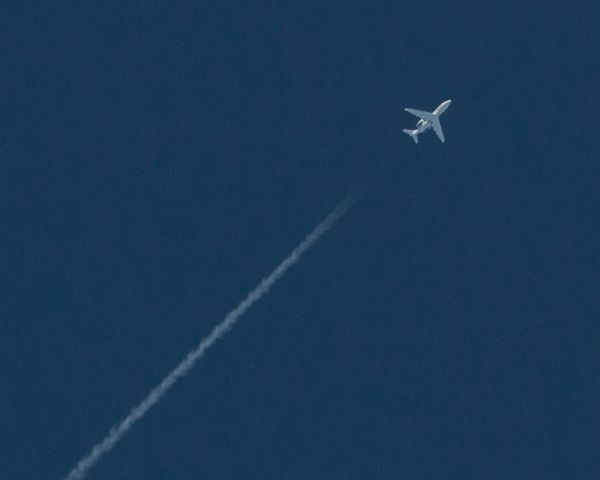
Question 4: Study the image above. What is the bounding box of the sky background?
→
[2,2,600,479]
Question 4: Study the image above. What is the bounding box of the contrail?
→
[62,185,365,480]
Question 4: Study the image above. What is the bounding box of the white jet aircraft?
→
[403,99,452,144]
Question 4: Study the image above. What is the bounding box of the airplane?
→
[403,99,452,144]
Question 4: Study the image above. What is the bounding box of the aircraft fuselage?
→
[416,118,431,134]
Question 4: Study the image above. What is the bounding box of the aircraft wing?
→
[430,117,445,143]
[404,108,435,121]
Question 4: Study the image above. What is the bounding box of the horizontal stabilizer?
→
[402,129,418,144]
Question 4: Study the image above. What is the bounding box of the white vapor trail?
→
[62,186,365,480]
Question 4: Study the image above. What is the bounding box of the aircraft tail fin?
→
[403,129,419,144]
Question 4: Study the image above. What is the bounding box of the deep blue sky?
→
[2,3,599,479]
